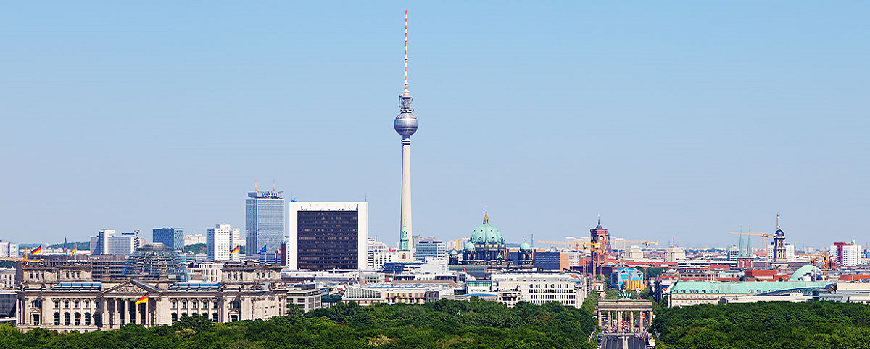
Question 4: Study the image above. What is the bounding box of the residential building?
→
[367,238,395,270]
[287,202,368,270]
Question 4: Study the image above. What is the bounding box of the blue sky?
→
[0,2,868,248]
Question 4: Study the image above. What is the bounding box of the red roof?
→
[839,274,870,281]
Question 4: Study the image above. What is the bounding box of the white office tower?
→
[287,202,368,270]
[208,224,240,262]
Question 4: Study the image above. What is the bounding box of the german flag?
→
[135,294,149,305]
[70,247,77,256]
[230,246,240,254]
[31,246,43,255]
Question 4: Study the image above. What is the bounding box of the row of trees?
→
[651,301,870,349]
[0,299,598,349]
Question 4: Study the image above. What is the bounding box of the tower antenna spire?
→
[403,9,409,95]
[255,179,258,192]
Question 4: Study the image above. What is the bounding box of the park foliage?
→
[652,301,870,349]
[0,299,598,349]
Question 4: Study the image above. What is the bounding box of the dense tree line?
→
[651,301,870,349]
[0,299,597,349]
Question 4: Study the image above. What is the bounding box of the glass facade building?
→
[415,237,446,261]
[245,190,285,263]
[152,228,184,250]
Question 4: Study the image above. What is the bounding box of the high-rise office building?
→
[153,227,184,250]
[245,188,285,263]
[287,202,368,270]
[105,232,142,256]
[207,224,240,262]
[394,10,419,255]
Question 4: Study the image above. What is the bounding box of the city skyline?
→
[1,2,868,248]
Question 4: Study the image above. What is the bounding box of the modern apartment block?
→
[287,202,368,270]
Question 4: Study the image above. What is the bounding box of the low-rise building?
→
[342,283,455,306]
[667,280,831,307]
[491,273,587,308]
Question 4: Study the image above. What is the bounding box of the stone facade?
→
[15,261,320,332]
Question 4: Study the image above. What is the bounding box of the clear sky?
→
[1,2,868,249]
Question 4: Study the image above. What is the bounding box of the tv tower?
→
[395,10,418,253]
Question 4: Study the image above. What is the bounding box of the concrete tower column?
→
[400,137,413,253]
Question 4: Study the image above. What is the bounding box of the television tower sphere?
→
[394,95,418,137]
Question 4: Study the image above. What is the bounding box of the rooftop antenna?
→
[776,212,781,230]
[255,179,258,192]
[403,9,409,95]
[272,178,276,192]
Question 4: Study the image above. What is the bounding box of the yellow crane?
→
[613,239,659,258]
[729,231,774,268]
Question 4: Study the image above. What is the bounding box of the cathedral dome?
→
[464,241,475,251]
[469,213,503,245]
[520,242,531,250]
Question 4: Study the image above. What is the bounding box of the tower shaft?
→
[399,138,413,252]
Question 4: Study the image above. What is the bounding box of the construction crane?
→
[729,231,774,268]
[612,239,659,258]
[798,249,834,271]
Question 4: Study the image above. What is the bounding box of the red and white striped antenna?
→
[403,9,410,95]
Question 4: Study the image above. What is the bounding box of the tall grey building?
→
[152,227,184,250]
[245,188,285,263]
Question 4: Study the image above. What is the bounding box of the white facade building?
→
[831,243,862,267]
[106,232,141,256]
[207,224,240,262]
[367,238,395,270]
[491,273,587,308]
[183,234,207,246]
[0,241,19,258]
[767,242,796,262]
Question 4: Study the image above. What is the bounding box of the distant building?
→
[245,188,285,263]
[90,230,115,255]
[0,241,18,258]
[287,202,368,270]
[367,238,394,270]
[491,273,587,308]
[342,283,454,306]
[0,268,15,289]
[831,242,862,267]
[666,280,831,307]
[182,234,207,246]
[415,237,446,261]
[104,232,142,256]
[610,267,644,291]
[152,228,184,250]
[453,213,532,268]
[207,224,240,262]
[533,251,565,270]
[590,215,611,264]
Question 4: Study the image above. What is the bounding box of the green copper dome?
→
[520,242,531,250]
[469,213,504,245]
[464,241,476,251]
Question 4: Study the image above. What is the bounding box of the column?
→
[630,312,635,332]
[617,311,622,331]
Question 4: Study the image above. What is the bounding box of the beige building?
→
[15,260,320,332]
